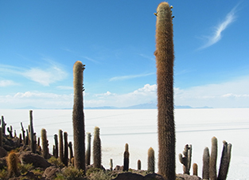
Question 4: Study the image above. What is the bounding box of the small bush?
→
[86,167,101,176]
[89,170,112,180]
[55,166,86,180]
[0,168,8,180]
[48,156,65,168]
[18,163,33,174]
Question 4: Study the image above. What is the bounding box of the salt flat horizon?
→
[0,108,248,180]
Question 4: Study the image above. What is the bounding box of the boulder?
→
[20,151,51,169]
[43,166,60,180]
[113,172,144,180]
[176,174,201,180]
[144,173,165,180]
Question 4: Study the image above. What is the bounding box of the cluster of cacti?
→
[148,147,155,173]
[155,2,175,180]
[93,126,101,168]
[72,61,86,172]
[123,143,129,171]
[179,144,192,174]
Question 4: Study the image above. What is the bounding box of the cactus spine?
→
[202,147,210,180]
[210,137,218,180]
[155,2,175,179]
[85,132,91,166]
[54,134,58,158]
[148,147,155,173]
[59,129,63,163]
[41,128,49,159]
[73,61,86,172]
[193,163,198,176]
[123,143,129,171]
[30,110,35,153]
[217,141,232,180]
[137,160,141,170]
[93,126,101,168]
[63,132,68,166]
[7,151,19,178]
[179,144,192,174]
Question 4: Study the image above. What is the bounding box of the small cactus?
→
[123,143,129,171]
[0,127,2,147]
[20,122,25,144]
[85,132,91,166]
[202,147,210,180]
[54,134,58,158]
[1,116,6,135]
[7,151,20,178]
[137,160,141,170]
[68,141,74,162]
[193,163,198,176]
[7,126,13,138]
[179,144,192,174]
[93,126,101,168]
[148,147,155,173]
[110,159,113,171]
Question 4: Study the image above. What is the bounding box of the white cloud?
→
[199,5,238,49]
[0,80,18,87]
[0,63,67,86]
[57,86,73,90]
[109,73,154,81]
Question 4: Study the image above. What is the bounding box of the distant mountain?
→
[84,102,211,109]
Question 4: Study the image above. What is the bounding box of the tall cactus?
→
[210,137,218,180]
[41,128,49,159]
[217,141,232,180]
[148,147,155,173]
[59,129,63,163]
[68,141,73,162]
[179,144,192,174]
[85,132,91,166]
[123,143,129,171]
[20,122,25,144]
[73,61,86,172]
[63,132,68,166]
[202,147,210,180]
[1,116,6,135]
[155,2,175,179]
[93,126,101,168]
[29,110,35,153]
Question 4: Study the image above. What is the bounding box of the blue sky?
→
[0,1,249,109]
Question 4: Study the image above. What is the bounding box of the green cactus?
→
[110,159,113,171]
[137,160,141,170]
[41,128,49,159]
[7,151,20,178]
[63,132,68,166]
[54,134,58,158]
[29,110,35,153]
[123,143,129,171]
[217,141,232,180]
[154,2,175,180]
[193,163,198,176]
[0,127,2,147]
[93,126,101,168]
[210,137,218,180]
[85,132,91,166]
[72,61,86,172]
[202,147,210,180]
[179,144,192,174]
[20,122,25,144]
[7,126,13,138]
[1,116,6,135]
[148,147,155,173]
[59,129,63,163]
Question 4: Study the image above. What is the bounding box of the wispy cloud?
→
[0,63,67,86]
[109,73,154,81]
[82,56,99,64]
[139,54,155,61]
[0,80,18,87]
[199,4,238,49]
[57,86,73,90]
